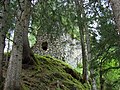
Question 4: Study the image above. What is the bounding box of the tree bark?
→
[90,68,97,90]
[74,0,88,83]
[4,0,29,90]
[110,0,120,33]
[0,31,5,84]
[22,0,35,65]
[99,60,104,90]
[4,25,23,90]
[110,0,120,67]
[0,0,9,84]
[85,22,97,90]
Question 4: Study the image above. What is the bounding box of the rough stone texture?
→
[32,33,82,68]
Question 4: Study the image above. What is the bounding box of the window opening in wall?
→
[41,41,48,51]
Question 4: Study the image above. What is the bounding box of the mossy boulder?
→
[21,55,90,90]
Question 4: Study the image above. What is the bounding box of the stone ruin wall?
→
[32,33,82,68]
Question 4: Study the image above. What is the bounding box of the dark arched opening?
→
[41,41,48,51]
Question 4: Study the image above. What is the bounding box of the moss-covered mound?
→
[21,55,89,90]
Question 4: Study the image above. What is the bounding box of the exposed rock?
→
[32,33,82,68]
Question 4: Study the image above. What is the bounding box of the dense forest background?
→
[0,0,120,90]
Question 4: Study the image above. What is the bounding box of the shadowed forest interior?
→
[0,0,120,90]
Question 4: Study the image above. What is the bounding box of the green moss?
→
[21,83,30,90]
[22,54,90,90]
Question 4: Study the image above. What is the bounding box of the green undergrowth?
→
[21,54,90,90]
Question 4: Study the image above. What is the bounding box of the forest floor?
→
[2,55,90,90]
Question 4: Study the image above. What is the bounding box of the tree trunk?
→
[110,0,120,33]
[22,1,35,65]
[4,1,29,90]
[99,60,104,90]
[74,0,88,83]
[85,22,97,90]
[4,26,23,90]
[110,0,120,67]
[0,31,5,84]
[90,68,97,90]
[0,0,9,85]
